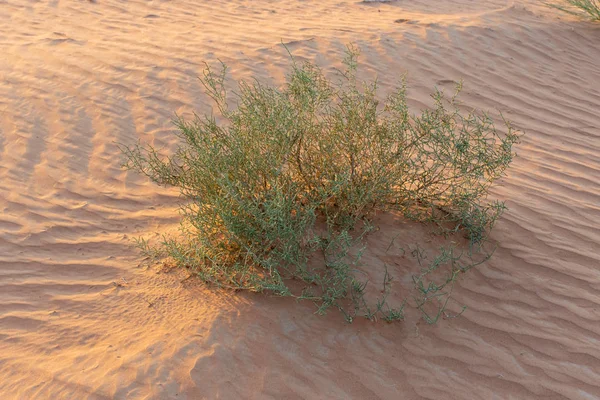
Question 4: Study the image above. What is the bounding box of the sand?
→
[1,0,599,398]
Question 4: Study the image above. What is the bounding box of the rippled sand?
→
[1,0,599,398]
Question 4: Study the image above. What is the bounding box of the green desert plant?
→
[122,46,519,322]
[547,0,600,20]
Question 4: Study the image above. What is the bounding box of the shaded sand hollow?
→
[1,0,599,398]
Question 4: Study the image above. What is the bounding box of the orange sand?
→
[1,0,599,398]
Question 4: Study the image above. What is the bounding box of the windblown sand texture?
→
[1,0,599,398]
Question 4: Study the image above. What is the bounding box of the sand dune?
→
[1,0,599,398]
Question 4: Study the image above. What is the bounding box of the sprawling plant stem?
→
[122,46,519,322]
[547,0,600,20]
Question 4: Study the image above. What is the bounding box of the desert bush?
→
[547,0,600,20]
[122,46,519,322]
